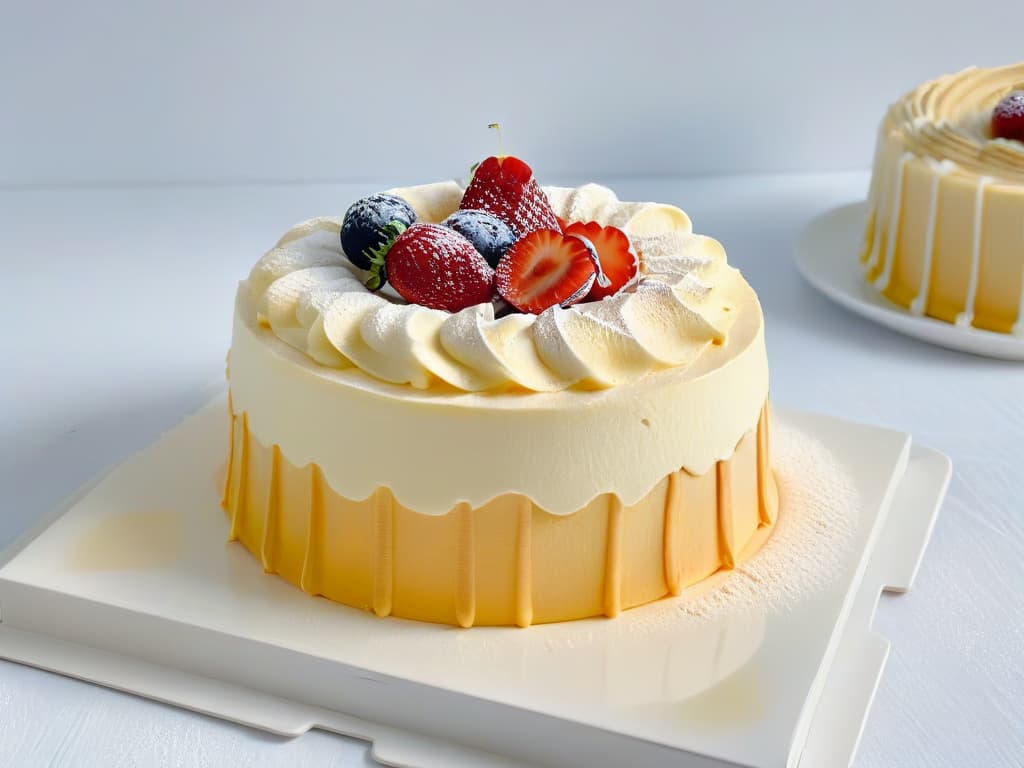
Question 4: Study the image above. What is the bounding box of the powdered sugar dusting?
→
[388,224,495,313]
[532,419,861,649]
[248,185,751,392]
[460,161,560,235]
[995,90,1024,118]
[553,184,619,224]
[676,423,858,621]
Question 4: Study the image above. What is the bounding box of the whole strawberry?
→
[992,90,1024,143]
[384,224,495,313]
[460,156,560,237]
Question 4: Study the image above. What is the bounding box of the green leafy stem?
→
[363,220,408,291]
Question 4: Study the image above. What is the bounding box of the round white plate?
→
[795,202,1024,361]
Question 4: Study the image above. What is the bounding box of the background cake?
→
[224,157,776,627]
[861,62,1024,333]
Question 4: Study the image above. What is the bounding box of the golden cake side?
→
[225,175,775,627]
[860,63,1024,333]
[223,399,777,627]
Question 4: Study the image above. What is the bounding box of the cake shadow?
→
[0,379,224,556]
[788,276,1023,368]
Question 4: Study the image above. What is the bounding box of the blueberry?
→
[442,209,516,269]
[341,193,417,270]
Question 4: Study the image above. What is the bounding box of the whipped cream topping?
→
[885,63,1024,183]
[245,182,744,393]
[229,279,768,513]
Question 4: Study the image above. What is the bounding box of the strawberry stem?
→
[488,122,504,158]
[363,220,407,291]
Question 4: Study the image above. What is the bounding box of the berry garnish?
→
[341,193,417,270]
[992,91,1024,142]
[442,209,516,269]
[460,156,561,236]
[385,224,495,313]
[495,229,596,314]
[563,221,638,300]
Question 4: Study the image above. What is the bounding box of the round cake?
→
[223,156,777,627]
[861,62,1024,333]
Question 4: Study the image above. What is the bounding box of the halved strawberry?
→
[386,224,495,312]
[460,156,561,236]
[495,229,596,314]
[563,221,638,301]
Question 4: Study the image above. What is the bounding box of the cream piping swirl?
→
[244,183,745,393]
[885,63,1024,183]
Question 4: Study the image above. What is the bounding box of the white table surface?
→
[2,172,1022,767]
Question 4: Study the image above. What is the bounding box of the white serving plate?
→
[795,202,1024,361]
[0,397,950,768]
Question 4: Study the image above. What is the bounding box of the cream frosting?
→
[881,63,1024,183]
[231,181,770,514]
[228,279,768,515]
[245,182,744,393]
[861,62,1024,334]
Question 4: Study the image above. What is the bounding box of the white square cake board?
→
[0,397,950,768]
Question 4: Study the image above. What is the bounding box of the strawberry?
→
[563,221,639,300]
[460,156,561,236]
[385,224,495,312]
[495,229,596,314]
[992,91,1024,142]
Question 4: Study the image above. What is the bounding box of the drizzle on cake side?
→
[224,180,777,627]
[861,62,1024,333]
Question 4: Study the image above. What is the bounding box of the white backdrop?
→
[3,0,1023,188]
[4,4,1024,767]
